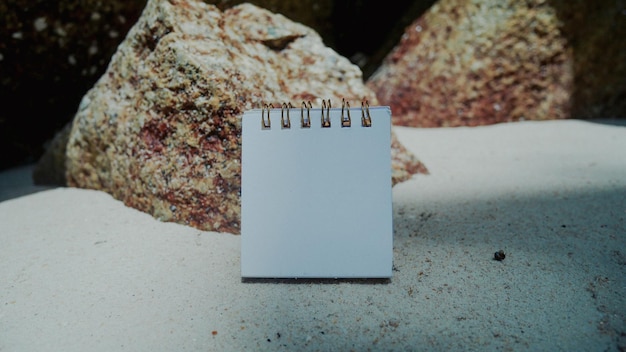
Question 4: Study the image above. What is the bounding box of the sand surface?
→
[1,120,625,351]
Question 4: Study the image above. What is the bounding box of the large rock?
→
[64,0,426,234]
[0,0,425,171]
[367,0,626,127]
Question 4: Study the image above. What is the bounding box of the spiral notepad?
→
[241,100,393,278]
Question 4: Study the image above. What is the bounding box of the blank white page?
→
[241,105,392,278]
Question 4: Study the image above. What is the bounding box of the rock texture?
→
[0,0,427,171]
[64,0,425,234]
[367,0,626,127]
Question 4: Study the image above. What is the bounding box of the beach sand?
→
[1,120,625,351]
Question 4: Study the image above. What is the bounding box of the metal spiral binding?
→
[361,100,372,127]
[281,102,292,129]
[321,99,331,128]
[261,103,273,129]
[260,99,373,129]
[341,98,351,127]
[301,101,312,128]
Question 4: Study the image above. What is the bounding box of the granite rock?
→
[0,0,425,171]
[367,0,577,127]
[64,0,425,234]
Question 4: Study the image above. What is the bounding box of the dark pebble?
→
[494,250,506,261]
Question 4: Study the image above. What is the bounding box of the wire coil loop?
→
[281,102,292,129]
[261,103,273,129]
[341,98,351,127]
[321,99,331,128]
[301,101,312,128]
[361,100,372,127]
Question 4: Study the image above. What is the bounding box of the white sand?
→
[1,120,625,351]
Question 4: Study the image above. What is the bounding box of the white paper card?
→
[241,105,393,278]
